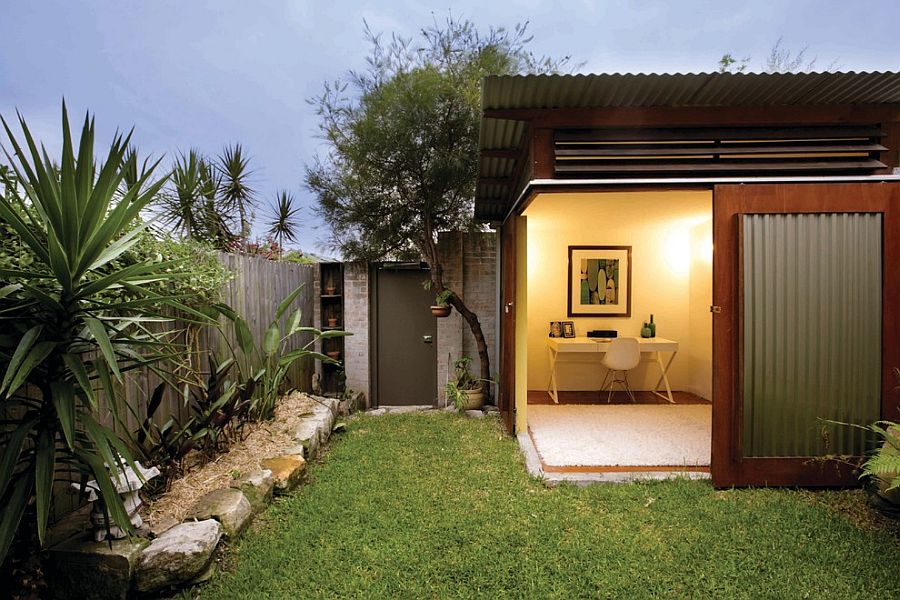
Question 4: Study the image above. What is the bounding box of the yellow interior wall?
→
[523,190,712,396]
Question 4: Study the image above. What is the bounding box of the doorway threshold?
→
[517,432,711,486]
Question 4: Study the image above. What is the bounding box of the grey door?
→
[373,266,437,406]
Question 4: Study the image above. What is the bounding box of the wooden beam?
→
[531,128,554,179]
[484,104,900,129]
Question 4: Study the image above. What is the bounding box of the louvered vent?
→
[554,125,887,177]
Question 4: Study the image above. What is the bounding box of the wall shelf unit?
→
[319,262,345,395]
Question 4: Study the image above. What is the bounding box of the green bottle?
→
[641,322,652,338]
[649,314,656,338]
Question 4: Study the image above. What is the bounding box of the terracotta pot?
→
[326,317,338,327]
[326,350,341,360]
[431,305,452,318]
[325,286,337,295]
[458,388,485,410]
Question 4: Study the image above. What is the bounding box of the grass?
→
[195,413,900,599]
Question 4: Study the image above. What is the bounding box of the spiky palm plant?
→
[217,144,255,250]
[0,104,195,564]
[266,191,301,257]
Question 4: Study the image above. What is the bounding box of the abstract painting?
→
[567,246,632,317]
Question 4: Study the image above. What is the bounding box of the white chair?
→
[599,337,641,403]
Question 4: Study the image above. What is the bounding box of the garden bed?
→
[143,391,319,532]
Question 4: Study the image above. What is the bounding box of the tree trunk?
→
[421,234,492,398]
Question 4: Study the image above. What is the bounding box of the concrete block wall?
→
[435,231,498,405]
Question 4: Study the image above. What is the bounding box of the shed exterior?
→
[477,72,900,487]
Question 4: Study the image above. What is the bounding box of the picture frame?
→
[549,321,563,338]
[562,321,576,338]
[567,245,632,317]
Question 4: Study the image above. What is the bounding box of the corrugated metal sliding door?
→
[712,183,900,487]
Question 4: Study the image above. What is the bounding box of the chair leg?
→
[599,369,612,401]
[622,372,637,403]
[605,370,618,403]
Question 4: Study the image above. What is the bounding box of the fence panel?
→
[50,253,315,522]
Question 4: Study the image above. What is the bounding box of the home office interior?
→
[522,190,713,470]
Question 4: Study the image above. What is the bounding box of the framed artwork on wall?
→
[567,245,632,317]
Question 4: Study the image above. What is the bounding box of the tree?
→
[217,143,256,250]
[158,149,235,247]
[306,17,573,390]
[718,37,838,74]
[266,190,301,257]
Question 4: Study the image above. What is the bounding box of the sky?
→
[2,0,899,254]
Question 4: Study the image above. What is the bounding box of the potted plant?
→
[444,356,485,411]
[431,289,453,318]
[326,316,339,327]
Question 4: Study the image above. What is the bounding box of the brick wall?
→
[342,262,370,404]
[435,231,498,406]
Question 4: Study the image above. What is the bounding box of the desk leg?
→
[651,351,677,403]
[547,347,560,404]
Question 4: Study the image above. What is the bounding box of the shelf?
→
[320,294,342,298]
[322,326,342,331]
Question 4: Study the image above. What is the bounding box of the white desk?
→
[546,336,679,404]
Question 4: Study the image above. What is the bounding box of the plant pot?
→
[431,305,452,318]
[325,286,337,295]
[458,388,485,410]
[326,350,341,360]
[326,318,338,327]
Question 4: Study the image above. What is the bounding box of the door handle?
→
[422,335,433,344]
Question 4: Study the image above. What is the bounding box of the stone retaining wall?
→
[47,394,347,599]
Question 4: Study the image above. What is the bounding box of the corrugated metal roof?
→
[481,71,900,112]
[475,71,900,221]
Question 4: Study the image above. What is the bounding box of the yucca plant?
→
[217,143,256,249]
[266,191,301,258]
[0,104,193,565]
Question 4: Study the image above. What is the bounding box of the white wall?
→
[523,191,712,397]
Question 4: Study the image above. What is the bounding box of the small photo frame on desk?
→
[561,321,576,338]
[549,321,563,338]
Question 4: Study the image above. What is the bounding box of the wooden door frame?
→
[712,182,900,487]
[498,220,517,434]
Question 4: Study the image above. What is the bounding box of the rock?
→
[443,405,457,413]
[47,535,148,600]
[230,469,275,514]
[366,408,387,416]
[294,418,321,456]
[465,410,485,419]
[150,516,179,537]
[332,422,347,434]
[185,488,252,539]
[483,404,499,413]
[260,455,307,494]
[383,405,431,414]
[283,444,306,457]
[135,519,222,594]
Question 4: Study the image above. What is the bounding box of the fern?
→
[861,421,900,491]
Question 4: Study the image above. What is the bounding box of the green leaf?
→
[3,341,55,399]
[0,472,33,567]
[0,284,22,299]
[62,354,96,408]
[51,380,77,449]
[286,308,303,336]
[234,316,255,356]
[34,429,56,545]
[275,284,305,320]
[263,323,281,355]
[0,416,38,501]
[0,325,41,396]
[85,317,122,381]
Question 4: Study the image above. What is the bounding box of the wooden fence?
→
[51,253,316,521]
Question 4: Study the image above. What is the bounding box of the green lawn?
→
[196,413,900,599]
